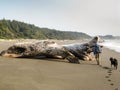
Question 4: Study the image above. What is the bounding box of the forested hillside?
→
[0,19,91,39]
[99,35,120,39]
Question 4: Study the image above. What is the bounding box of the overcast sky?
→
[0,0,120,36]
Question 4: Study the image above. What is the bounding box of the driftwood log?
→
[0,37,99,63]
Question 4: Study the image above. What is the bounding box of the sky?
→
[0,0,120,36]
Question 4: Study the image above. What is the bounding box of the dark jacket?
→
[93,44,102,54]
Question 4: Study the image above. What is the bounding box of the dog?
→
[109,57,118,69]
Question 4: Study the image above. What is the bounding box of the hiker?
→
[93,43,102,65]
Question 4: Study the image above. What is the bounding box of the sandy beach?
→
[0,40,120,90]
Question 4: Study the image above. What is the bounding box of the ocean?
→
[101,39,120,53]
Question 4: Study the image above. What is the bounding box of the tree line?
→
[0,19,91,39]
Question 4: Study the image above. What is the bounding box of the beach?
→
[0,40,120,90]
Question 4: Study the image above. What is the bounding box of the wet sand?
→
[0,40,120,90]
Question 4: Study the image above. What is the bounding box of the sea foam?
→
[101,39,120,53]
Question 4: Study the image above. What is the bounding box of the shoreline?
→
[0,40,119,90]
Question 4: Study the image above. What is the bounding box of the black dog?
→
[109,57,118,69]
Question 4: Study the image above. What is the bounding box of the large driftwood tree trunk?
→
[0,37,99,63]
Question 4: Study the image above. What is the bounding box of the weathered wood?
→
[0,37,99,63]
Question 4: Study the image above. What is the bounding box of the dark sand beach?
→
[0,40,120,90]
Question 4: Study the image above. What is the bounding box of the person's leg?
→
[95,53,100,65]
[97,54,100,65]
[95,54,98,64]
